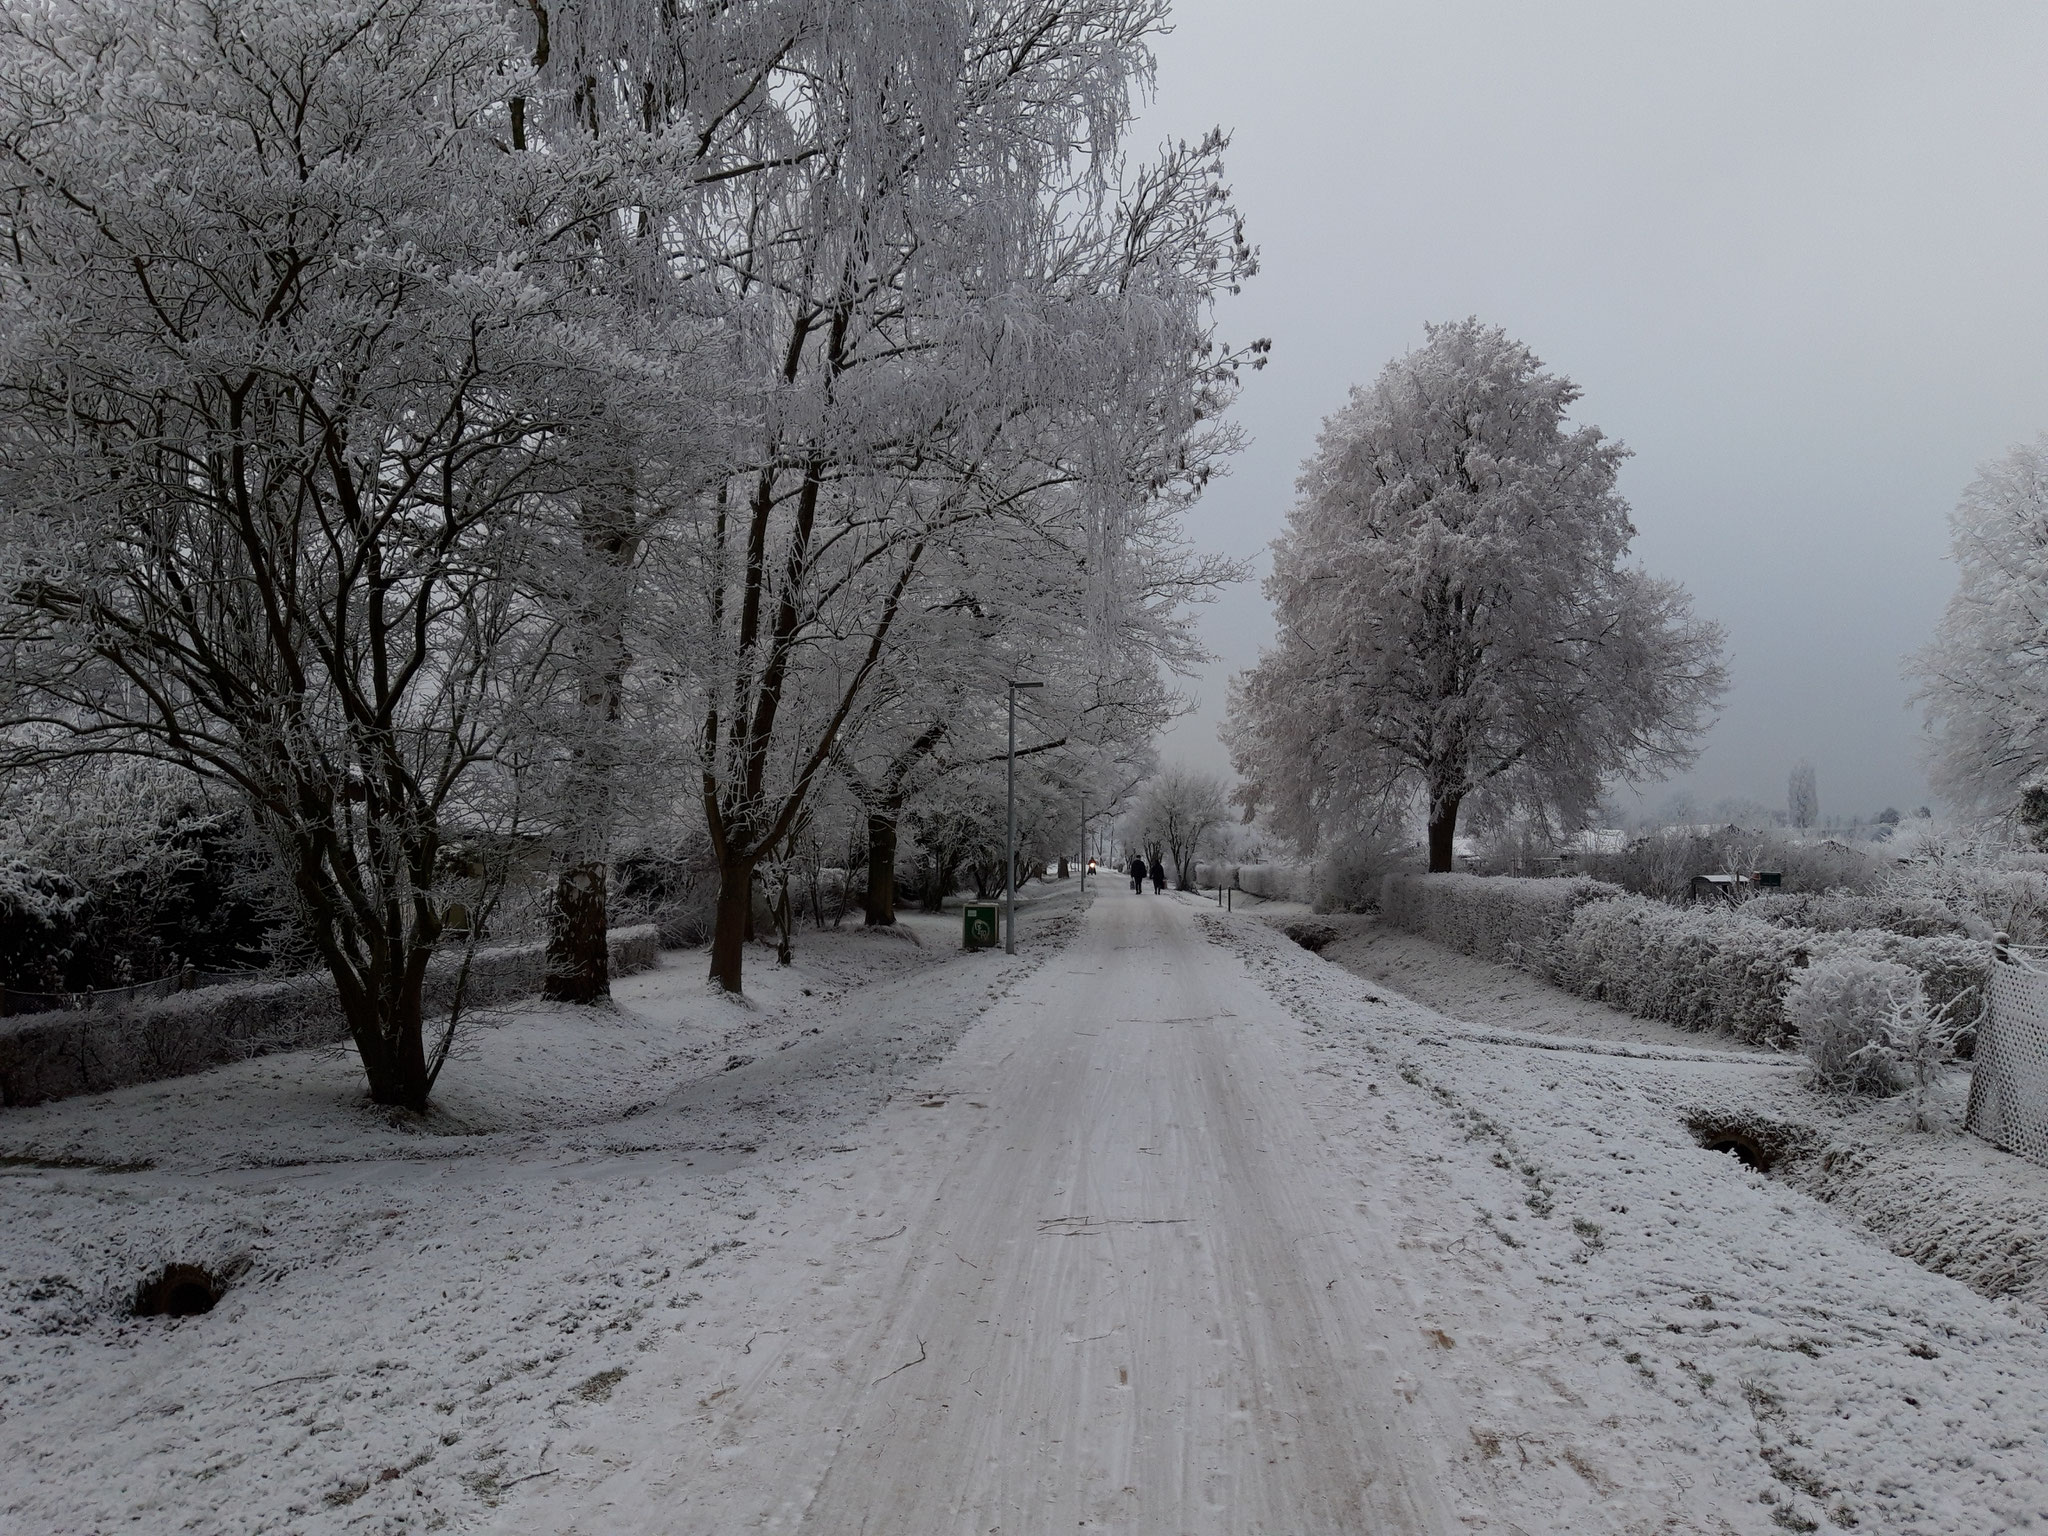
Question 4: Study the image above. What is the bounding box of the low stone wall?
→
[0,926,659,1107]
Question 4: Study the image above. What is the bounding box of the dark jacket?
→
[1148,858,1166,887]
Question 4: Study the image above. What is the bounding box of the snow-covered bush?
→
[1545,895,1817,1044]
[1785,956,1929,1100]
[1822,931,1992,1054]
[1379,873,1625,968]
[1742,892,1977,939]
[1236,863,1313,903]
[1787,956,1916,1095]
[0,862,91,992]
[1886,855,2048,947]
[1382,873,1994,1049]
[1312,831,1417,912]
[0,759,278,985]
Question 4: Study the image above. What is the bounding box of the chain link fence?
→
[1967,956,2048,1168]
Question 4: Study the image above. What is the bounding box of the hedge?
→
[1543,894,1815,1044]
[0,925,659,1107]
[1377,872,1625,967]
[1379,875,1992,1048]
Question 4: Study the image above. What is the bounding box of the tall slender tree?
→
[638,24,1255,993]
[1788,760,1820,829]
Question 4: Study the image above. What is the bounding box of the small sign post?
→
[962,902,999,950]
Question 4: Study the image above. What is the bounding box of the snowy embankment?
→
[1322,911,2048,1316]
[0,891,1081,1534]
[1222,908,2048,1533]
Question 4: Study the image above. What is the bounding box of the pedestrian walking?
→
[1128,854,1147,893]
[1149,855,1166,894]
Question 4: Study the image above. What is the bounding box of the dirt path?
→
[518,888,1456,1534]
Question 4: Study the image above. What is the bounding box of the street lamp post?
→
[1004,679,1043,954]
[1078,795,1086,896]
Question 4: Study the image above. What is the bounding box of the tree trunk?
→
[1427,797,1462,874]
[347,968,432,1110]
[543,862,610,1002]
[545,479,634,1003]
[923,853,957,913]
[864,810,898,926]
[709,855,755,993]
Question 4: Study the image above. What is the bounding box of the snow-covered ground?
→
[0,892,1082,1533]
[2,886,2044,1534]
[1267,909,2048,1532]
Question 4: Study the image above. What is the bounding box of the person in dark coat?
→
[1148,856,1166,894]
[1128,853,1147,893]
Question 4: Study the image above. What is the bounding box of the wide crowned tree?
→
[1227,320,1726,872]
[0,0,685,1107]
[1912,435,2048,819]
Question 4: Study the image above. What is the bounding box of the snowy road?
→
[519,888,1456,1534]
[12,881,2047,1533]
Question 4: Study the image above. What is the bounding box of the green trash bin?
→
[963,902,999,950]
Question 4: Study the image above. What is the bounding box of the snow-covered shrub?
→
[1821,931,1992,1056]
[615,836,718,948]
[1379,873,1625,968]
[0,862,92,992]
[1312,831,1417,912]
[1545,895,1817,1044]
[1742,891,1976,939]
[1381,872,1995,1051]
[0,760,278,984]
[1236,863,1312,903]
[1786,956,1916,1095]
[1783,954,1968,1118]
[1890,863,2048,947]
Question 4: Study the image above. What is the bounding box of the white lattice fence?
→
[1968,959,2048,1168]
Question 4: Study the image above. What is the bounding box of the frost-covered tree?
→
[1135,765,1229,888]
[1788,760,1820,830]
[0,0,668,1107]
[621,8,1255,993]
[1912,436,2048,821]
[1226,320,1726,872]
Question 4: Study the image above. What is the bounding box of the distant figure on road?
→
[1128,854,1147,893]
[1149,856,1166,894]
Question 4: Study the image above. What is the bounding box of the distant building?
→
[1689,871,1783,903]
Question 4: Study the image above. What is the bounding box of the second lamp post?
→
[1004,678,1043,954]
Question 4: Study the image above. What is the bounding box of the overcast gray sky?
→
[1140,0,2048,824]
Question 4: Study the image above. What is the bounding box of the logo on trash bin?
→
[963,902,998,950]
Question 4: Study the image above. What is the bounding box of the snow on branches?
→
[1912,435,2048,821]
[1226,320,1725,870]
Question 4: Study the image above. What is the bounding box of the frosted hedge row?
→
[0,926,659,1107]
[1380,874,1991,1047]
[1190,862,1314,903]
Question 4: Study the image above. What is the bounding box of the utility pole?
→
[1004,679,1044,954]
